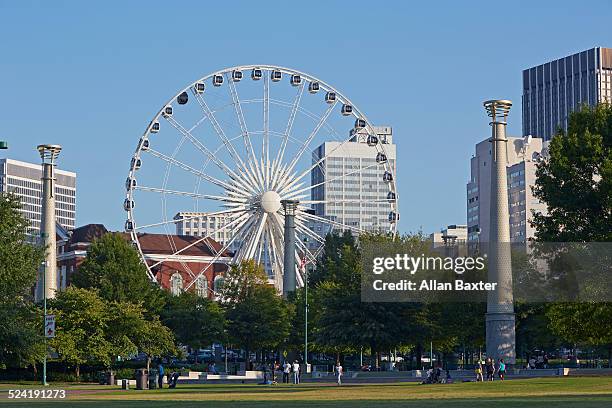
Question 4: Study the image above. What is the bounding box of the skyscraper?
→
[0,158,76,234]
[522,47,612,140]
[466,136,548,246]
[311,126,396,233]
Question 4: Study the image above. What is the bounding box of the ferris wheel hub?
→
[260,190,282,214]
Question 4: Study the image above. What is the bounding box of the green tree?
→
[162,292,225,351]
[222,261,292,367]
[133,316,176,370]
[515,303,560,362]
[532,104,612,362]
[312,232,412,367]
[72,233,166,315]
[532,104,612,241]
[0,193,45,369]
[547,303,612,365]
[49,287,113,376]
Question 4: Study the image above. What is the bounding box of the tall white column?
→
[36,144,62,302]
[483,101,516,364]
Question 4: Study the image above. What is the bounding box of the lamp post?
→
[36,144,61,302]
[37,144,61,386]
[483,100,516,364]
[281,199,298,298]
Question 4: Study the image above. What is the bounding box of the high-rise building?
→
[466,136,548,245]
[522,47,612,140]
[0,158,76,233]
[311,126,396,233]
[174,211,235,247]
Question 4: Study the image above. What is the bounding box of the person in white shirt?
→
[292,361,300,384]
[335,362,343,386]
[283,361,291,384]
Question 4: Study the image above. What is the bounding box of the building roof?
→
[66,223,230,258]
[69,224,108,244]
[0,157,77,177]
[134,232,228,257]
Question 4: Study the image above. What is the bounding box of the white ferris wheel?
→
[124,65,398,293]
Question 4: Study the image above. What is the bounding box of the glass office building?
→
[522,47,612,140]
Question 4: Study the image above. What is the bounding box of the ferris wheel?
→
[124,65,398,293]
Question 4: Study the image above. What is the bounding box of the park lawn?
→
[1,377,612,407]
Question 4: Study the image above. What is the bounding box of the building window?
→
[195,275,208,298]
[213,275,225,294]
[170,272,183,296]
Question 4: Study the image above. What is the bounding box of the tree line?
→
[1,103,611,378]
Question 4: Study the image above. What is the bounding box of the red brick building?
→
[57,224,229,298]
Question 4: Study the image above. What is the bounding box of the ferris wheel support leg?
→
[282,200,299,298]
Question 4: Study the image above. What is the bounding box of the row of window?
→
[169,273,224,297]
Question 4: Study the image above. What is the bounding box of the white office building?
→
[311,126,397,233]
[466,136,548,245]
[0,158,76,234]
[174,211,235,247]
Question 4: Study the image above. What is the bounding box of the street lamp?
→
[0,141,7,149]
[36,144,61,302]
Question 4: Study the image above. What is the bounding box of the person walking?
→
[485,358,495,381]
[498,359,506,381]
[157,363,164,389]
[283,361,291,384]
[335,361,343,386]
[292,360,300,384]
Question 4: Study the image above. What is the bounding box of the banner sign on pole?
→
[45,314,56,338]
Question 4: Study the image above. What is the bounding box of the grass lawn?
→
[1,377,611,407]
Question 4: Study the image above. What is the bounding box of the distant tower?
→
[483,101,516,364]
[36,144,62,301]
[281,199,298,298]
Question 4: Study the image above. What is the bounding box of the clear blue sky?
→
[1,0,611,234]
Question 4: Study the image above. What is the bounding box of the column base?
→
[485,312,516,364]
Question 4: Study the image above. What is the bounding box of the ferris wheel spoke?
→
[192,90,250,172]
[149,211,251,270]
[225,73,260,174]
[246,212,267,260]
[183,214,252,292]
[282,162,380,198]
[299,211,364,234]
[281,101,337,187]
[294,219,325,245]
[133,185,247,204]
[263,74,270,188]
[135,208,246,231]
[163,116,258,195]
[278,131,368,193]
[230,215,261,264]
[272,82,305,186]
[264,223,283,291]
[238,213,262,261]
[145,148,250,197]
[294,236,317,265]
